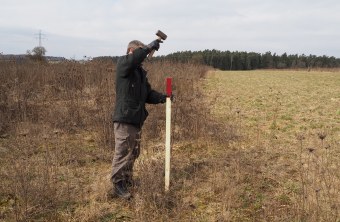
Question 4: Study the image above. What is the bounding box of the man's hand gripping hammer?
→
[148,30,167,59]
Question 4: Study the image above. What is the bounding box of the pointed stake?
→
[165,77,172,191]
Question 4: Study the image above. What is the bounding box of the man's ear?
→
[128,48,134,54]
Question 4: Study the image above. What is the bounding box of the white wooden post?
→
[165,77,172,191]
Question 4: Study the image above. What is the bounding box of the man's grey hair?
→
[126,40,145,54]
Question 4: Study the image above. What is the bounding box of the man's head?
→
[126,40,145,54]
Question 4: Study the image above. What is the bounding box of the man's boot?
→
[113,181,131,200]
[125,177,140,188]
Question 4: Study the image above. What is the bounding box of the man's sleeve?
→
[145,79,164,104]
[117,48,150,78]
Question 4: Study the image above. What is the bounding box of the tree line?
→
[158,50,340,70]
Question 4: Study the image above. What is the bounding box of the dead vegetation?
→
[1,60,339,221]
[0,59,231,221]
[203,70,340,221]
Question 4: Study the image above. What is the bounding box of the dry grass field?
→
[0,60,339,221]
[203,70,340,221]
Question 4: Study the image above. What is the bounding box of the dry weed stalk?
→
[296,130,340,221]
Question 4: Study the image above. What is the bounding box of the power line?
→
[35,30,46,47]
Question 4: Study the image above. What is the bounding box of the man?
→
[111,39,166,199]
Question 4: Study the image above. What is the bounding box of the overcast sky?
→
[1,0,340,59]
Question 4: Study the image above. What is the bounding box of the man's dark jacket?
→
[113,47,164,127]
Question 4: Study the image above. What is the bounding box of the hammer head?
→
[156,30,167,40]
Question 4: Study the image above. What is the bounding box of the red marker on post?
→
[166,77,172,97]
[165,77,172,191]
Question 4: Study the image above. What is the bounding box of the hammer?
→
[148,30,167,58]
